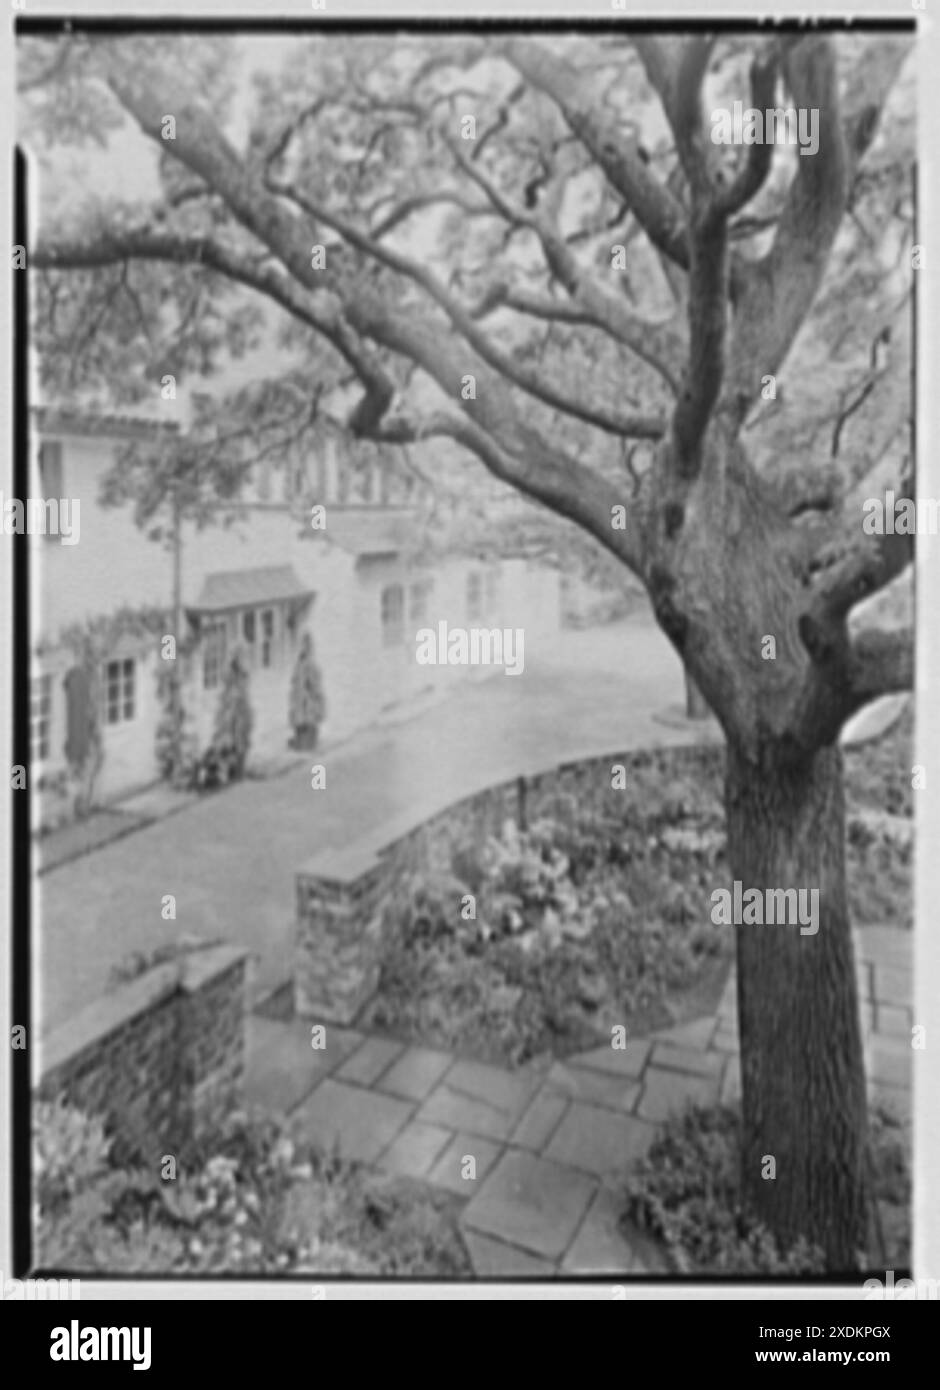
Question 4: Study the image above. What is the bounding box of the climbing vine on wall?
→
[154,638,201,788]
[36,604,260,813]
[38,605,190,817]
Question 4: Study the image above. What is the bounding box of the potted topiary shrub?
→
[200,646,253,786]
[154,667,199,789]
[289,631,325,751]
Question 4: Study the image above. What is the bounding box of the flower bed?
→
[364,715,912,1066]
[365,744,732,1064]
[34,1100,471,1277]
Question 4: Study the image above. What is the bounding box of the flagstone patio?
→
[245,922,913,1276]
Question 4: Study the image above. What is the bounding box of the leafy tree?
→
[22,27,914,1266]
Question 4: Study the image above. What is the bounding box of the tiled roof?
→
[32,405,181,440]
[188,566,313,613]
[314,507,418,557]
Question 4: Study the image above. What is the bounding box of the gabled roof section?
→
[312,506,418,558]
[32,405,182,441]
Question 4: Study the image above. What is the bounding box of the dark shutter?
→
[63,666,92,767]
[39,441,63,498]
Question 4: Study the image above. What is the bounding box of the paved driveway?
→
[36,615,700,1031]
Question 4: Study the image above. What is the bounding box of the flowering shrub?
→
[370,775,730,1063]
[478,818,586,950]
[33,1102,469,1276]
[391,870,474,947]
[34,1099,113,1215]
[369,724,913,1065]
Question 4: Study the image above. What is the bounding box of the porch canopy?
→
[186,565,313,618]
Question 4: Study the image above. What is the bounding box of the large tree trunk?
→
[724,739,869,1270]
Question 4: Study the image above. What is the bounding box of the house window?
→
[284,459,309,504]
[466,572,483,620]
[103,658,135,724]
[260,608,276,668]
[381,584,404,647]
[485,567,501,614]
[38,442,63,542]
[203,621,227,690]
[242,608,256,662]
[30,674,52,762]
[409,578,433,623]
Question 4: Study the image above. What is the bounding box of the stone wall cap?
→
[180,943,250,992]
[37,962,181,1078]
[296,742,738,889]
[298,841,384,882]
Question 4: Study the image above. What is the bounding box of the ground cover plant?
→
[621,1099,911,1276]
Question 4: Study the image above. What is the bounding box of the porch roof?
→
[187,565,313,614]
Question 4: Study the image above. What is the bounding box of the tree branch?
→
[17,39,73,93]
[635,35,717,196]
[267,174,668,438]
[649,37,733,473]
[31,226,400,433]
[499,36,691,271]
[844,625,914,713]
[32,228,335,336]
[365,404,647,578]
[368,191,491,239]
[714,48,779,216]
[726,36,877,417]
[443,134,684,390]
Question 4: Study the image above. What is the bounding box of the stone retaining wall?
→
[295,744,723,1024]
[36,944,248,1163]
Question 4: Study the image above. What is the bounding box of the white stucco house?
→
[27,406,561,818]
